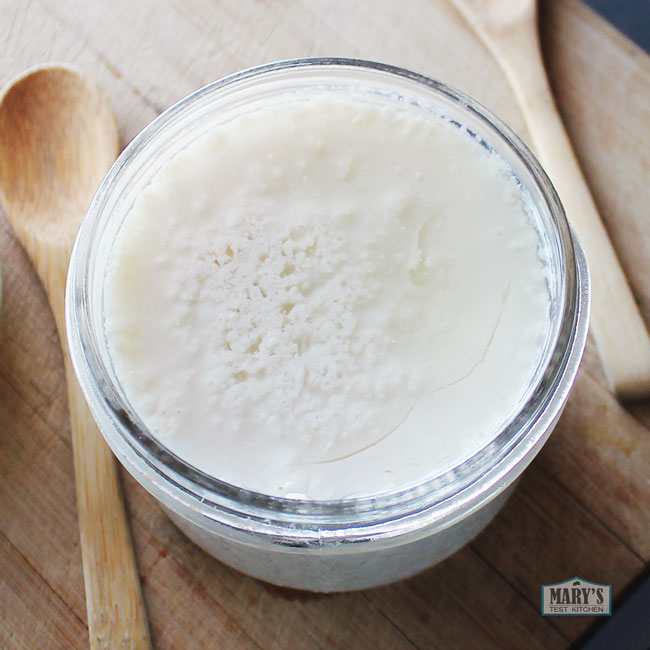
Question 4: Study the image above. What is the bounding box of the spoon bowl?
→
[0,66,117,244]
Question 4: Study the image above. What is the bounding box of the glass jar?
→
[66,58,590,592]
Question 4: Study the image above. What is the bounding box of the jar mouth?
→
[66,58,589,534]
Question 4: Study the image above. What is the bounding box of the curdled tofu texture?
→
[105,97,550,499]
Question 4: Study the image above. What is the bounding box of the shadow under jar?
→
[66,58,590,592]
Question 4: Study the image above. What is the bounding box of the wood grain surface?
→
[1,0,649,648]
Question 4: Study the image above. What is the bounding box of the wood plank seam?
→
[468,544,571,643]
[358,592,422,650]
[0,527,88,633]
[125,514,266,650]
[579,364,650,438]
[532,456,646,564]
[91,47,165,115]
[0,370,69,449]
[0,322,60,371]
[447,549,563,649]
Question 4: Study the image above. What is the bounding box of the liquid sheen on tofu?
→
[105,96,550,499]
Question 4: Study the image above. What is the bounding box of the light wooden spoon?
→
[0,65,152,650]
[450,0,650,399]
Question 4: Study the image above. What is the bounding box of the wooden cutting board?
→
[1,0,649,648]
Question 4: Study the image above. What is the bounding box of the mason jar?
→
[66,58,590,592]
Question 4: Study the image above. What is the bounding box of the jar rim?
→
[66,57,589,541]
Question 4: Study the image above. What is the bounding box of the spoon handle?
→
[33,237,151,648]
[14,232,152,648]
[63,355,153,650]
[452,1,650,398]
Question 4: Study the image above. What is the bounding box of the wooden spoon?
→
[449,0,650,399]
[0,65,152,650]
